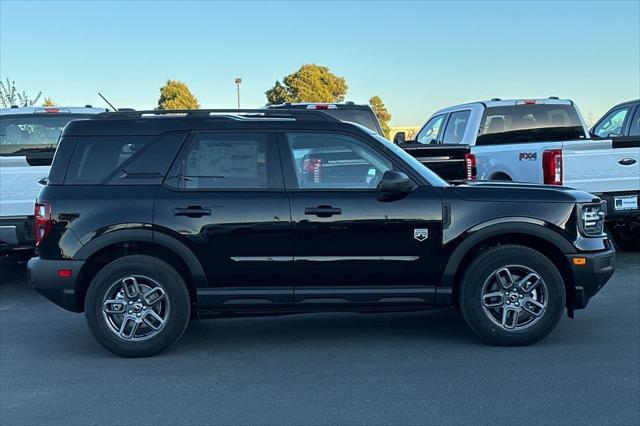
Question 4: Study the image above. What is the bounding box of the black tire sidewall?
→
[460,245,565,346]
[84,255,191,357]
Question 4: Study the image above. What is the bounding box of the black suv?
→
[28,109,615,357]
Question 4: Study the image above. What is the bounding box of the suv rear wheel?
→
[84,255,191,357]
[459,245,565,346]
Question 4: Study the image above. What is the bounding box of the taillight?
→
[302,158,322,183]
[465,153,477,180]
[34,202,52,246]
[542,149,562,185]
[306,104,337,110]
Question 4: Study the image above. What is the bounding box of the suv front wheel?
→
[84,255,191,357]
[459,245,565,346]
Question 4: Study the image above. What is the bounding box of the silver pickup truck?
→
[0,106,106,255]
[415,98,640,250]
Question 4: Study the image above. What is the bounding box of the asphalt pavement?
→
[1,253,639,425]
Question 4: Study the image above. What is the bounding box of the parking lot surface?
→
[1,253,639,425]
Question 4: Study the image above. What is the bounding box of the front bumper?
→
[27,257,85,313]
[566,248,615,310]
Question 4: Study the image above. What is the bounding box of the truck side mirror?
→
[378,170,412,193]
[393,132,406,145]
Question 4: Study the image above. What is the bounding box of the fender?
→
[73,228,208,288]
[441,218,576,290]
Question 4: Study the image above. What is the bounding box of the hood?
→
[446,180,600,204]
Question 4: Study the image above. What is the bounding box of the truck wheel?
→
[459,245,565,346]
[609,225,640,251]
[84,255,191,357]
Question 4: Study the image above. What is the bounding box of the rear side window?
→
[173,133,269,189]
[64,132,186,185]
[442,110,471,143]
[476,104,585,145]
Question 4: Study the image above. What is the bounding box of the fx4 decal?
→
[519,152,537,161]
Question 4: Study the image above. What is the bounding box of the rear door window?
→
[442,110,471,144]
[168,132,274,190]
[476,104,585,145]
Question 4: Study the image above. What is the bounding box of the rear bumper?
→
[597,191,639,220]
[567,248,615,310]
[0,216,34,252]
[27,257,84,312]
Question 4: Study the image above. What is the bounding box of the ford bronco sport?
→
[28,109,615,357]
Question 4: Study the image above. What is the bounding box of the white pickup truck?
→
[413,98,640,249]
[0,106,106,255]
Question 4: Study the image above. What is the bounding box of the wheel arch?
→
[440,220,577,314]
[73,229,207,311]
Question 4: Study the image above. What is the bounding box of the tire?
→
[84,255,191,357]
[459,245,565,346]
[609,225,640,251]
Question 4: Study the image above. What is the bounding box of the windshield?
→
[323,109,381,135]
[372,134,449,187]
[0,114,91,156]
[476,104,586,145]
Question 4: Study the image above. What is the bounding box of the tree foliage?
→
[42,97,55,107]
[265,64,348,105]
[0,78,42,108]
[157,80,200,110]
[369,96,392,139]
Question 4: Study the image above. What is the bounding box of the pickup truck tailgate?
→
[563,139,640,193]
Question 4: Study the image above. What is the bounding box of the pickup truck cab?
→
[590,99,640,250]
[28,108,614,357]
[0,106,107,255]
[416,98,640,249]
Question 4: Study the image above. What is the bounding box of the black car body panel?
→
[30,109,615,319]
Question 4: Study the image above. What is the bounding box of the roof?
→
[0,106,108,116]
[266,102,371,110]
[61,108,367,137]
[434,98,574,114]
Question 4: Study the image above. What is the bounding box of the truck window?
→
[321,110,380,134]
[476,104,585,145]
[594,107,631,138]
[442,110,471,143]
[0,114,89,156]
[416,114,444,144]
[629,107,640,136]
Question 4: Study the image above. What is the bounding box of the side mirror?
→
[392,132,406,145]
[379,170,412,193]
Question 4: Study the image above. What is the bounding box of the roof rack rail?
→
[94,108,342,122]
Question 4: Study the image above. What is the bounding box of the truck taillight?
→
[302,158,322,183]
[306,104,337,110]
[542,149,562,185]
[34,202,52,246]
[465,153,477,180]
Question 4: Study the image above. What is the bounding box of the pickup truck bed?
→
[399,143,473,181]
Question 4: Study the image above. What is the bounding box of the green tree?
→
[42,97,55,107]
[157,80,200,110]
[265,64,348,105]
[0,78,42,107]
[369,95,392,139]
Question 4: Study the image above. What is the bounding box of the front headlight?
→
[578,203,606,236]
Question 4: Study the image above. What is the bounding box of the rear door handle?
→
[304,206,342,217]
[618,158,637,166]
[173,207,212,217]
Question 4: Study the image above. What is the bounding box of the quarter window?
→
[416,115,444,144]
[177,133,269,189]
[442,110,471,143]
[285,133,392,189]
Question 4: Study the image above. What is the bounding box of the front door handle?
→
[304,205,342,218]
[173,206,212,217]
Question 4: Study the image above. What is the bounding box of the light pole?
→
[235,77,242,109]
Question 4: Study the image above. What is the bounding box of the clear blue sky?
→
[1,0,638,125]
